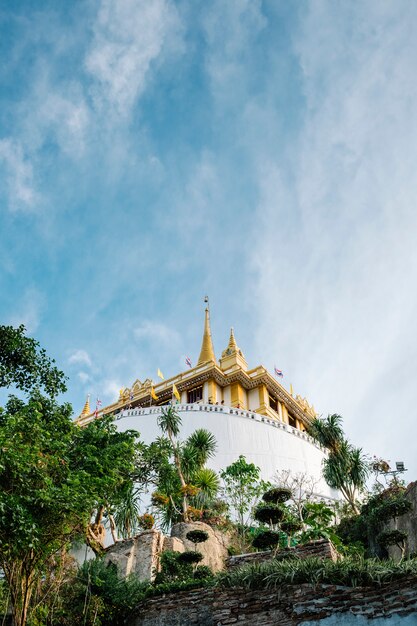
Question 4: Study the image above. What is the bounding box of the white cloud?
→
[68,349,93,368]
[85,0,183,118]
[9,287,44,333]
[250,2,417,474]
[77,371,91,384]
[134,320,180,346]
[0,139,39,212]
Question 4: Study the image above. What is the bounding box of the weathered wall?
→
[171,521,230,573]
[104,529,163,582]
[227,539,339,570]
[131,578,417,625]
[387,481,417,560]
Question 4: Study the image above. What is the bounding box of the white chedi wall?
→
[116,403,338,501]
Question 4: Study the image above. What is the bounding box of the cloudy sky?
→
[1,1,416,477]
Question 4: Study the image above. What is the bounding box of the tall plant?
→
[307,414,369,514]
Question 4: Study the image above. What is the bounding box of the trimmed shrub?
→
[262,487,292,504]
[252,530,281,550]
[177,551,203,565]
[378,529,407,548]
[254,503,285,525]
[186,530,209,545]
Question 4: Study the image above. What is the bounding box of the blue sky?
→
[1,0,417,477]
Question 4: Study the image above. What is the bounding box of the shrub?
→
[177,551,204,565]
[137,513,155,530]
[193,565,213,580]
[378,530,407,548]
[186,530,209,544]
[254,503,285,525]
[252,530,281,550]
[262,487,292,504]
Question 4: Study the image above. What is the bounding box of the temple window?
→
[288,414,297,429]
[268,395,278,412]
[188,386,203,403]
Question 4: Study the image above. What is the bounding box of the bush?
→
[177,551,203,565]
[262,487,292,504]
[378,530,407,548]
[193,565,213,580]
[254,503,285,525]
[137,513,155,530]
[252,530,281,550]
[186,530,209,544]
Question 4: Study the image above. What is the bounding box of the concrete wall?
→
[131,578,417,625]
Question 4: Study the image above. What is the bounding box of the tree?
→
[220,455,270,529]
[0,324,66,396]
[153,407,218,528]
[0,392,141,626]
[307,414,369,514]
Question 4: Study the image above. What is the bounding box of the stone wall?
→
[132,578,417,625]
[227,539,339,570]
[387,481,417,560]
[104,529,163,582]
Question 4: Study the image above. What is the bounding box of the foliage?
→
[0,392,141,626]
[152,407,219,528]
[337,485,412,558]
[217,556,417,590]
[254,503,285,525]
[112,482,141,538]
[252,530,281,550]
[220,455,271,536]
[378,529,407,548]
[177,550,204,565]
[262,487,292,504]
[300,503,339,545]
[55,558,149,626]
[186,529,209,544]
[154,549,212,586]
[307,414,369,513]
[193,565,214,580]
[0,324,67,396]
[137,513,155,530]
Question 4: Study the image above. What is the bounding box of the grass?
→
[216,556,417,591]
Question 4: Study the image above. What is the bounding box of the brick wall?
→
[131,578,417,625]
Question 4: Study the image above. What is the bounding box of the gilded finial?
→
[80,394,91,417]
[197,298,216,365]
[227,327,237,351]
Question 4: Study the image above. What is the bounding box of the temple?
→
[77,306,316,428]
[77,305,336,501]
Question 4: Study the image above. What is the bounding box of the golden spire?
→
[197,299,216,365]
[227,327,238,351]
[80,394,91,417]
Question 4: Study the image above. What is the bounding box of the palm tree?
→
[307,414,368,514]
[155,407,218,526]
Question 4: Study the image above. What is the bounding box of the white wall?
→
[116,404,338,500]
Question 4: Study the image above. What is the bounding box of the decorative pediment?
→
[131,379,143,393]
[295,395,316,417]
[142,378,153,388]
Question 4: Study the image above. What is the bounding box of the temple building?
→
[77,306,337,500]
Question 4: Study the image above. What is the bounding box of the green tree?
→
[0,324,66,396]
[221,455,270,551]
[307,414,369,514]
[153,407,218,528]
[0,392,141,626]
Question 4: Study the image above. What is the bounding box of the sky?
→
[1,0,417,478]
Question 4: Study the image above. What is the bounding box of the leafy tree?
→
[307,414,369,514]
[0,324,66,396]
[0,392,141,626]
[220,455,271,529]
